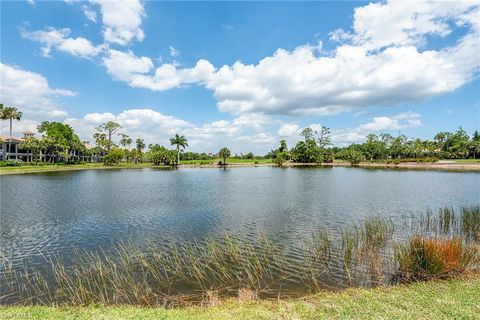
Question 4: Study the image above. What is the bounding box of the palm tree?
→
[0,105,23,160]
[170,134,188,165]
[218,147,231,165]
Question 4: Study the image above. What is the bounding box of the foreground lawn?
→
[1,276,478,320]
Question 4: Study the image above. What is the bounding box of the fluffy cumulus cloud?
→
[91,0,145,46]
[332,111,423,145]
[66,108,192,145]
[103,49,215,91]
[0,63,76,136]
[21,27,103,58]
[0,63,75,118]
[64,108,278,153]
[102,0,479,117]
[277,123,300,137]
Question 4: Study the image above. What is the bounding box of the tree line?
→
[269,126,480,165]
[1,105,479,166]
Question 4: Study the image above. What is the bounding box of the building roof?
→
[0,135,23,143]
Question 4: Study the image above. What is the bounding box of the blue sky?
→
[1,0,479,153]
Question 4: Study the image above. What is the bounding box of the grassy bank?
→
[1,276,478,319]
[0,163,158,175]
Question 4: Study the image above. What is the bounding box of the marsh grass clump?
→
[461,206,480,241]
[415,206,480,239]
[300,230,333,291]
[359,217,394,250]
[438,207,457,234]
[394,236,477,283]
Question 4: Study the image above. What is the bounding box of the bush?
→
[345,149,365,165]
[103,149,124,166]
[394,236,476,282]
[0,159,24,167]
[273,151,288,166]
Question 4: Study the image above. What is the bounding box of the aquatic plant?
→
[394,236,477,283]
[1,207,478,307]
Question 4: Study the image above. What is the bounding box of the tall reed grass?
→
[1,206,478,307]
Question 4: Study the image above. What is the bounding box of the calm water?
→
[1,167,479,268]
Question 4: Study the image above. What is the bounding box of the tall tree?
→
[317,126,332,149]
[119,133,132,149]
[279,139,288,152]
[38,121,81,162]
[96,121,121,150]
[136,138,145,152]
[170,134,188,165]
[218,147,231,165]
[300,127,314,141]
[18,136,40,163]
[0,105,23,159]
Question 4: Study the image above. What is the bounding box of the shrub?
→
[394,236,476,282]
[0,159,24,167]
[272,151,288,166]
[103,149,124,166]
[345,149,365,165]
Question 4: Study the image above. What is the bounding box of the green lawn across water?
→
[453,159,480,163]
[180,158,272,165]
[0,163,154,175]
[1,277,478,319]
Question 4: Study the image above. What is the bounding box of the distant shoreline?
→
[180,161,480,171]
[2,160,479,175]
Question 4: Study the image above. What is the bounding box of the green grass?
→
[0,163,159,175]
[180,158,272,165]
[452,159,480,163]
[1,276,478,319]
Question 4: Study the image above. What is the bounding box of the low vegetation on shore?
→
[1,207,478,308]
[1,276,478,319]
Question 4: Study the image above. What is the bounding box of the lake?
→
[1,167,479,297]
[1,167,479,263]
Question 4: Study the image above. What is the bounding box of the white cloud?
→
[100,1,479,118]
[235,132,277,146]
[350,0,478,49]
[91,0,145,46]
[82,5,97,23]
[169,46,180,57]
[0,63,74,120]
[21,27,103,59]
[103,49,215,90]
[27,0,35,5]
[64,108,277,153]
[332,111,422,144]
[277,123,300,137]
[103,49,153,82]
[66,108,192,146]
